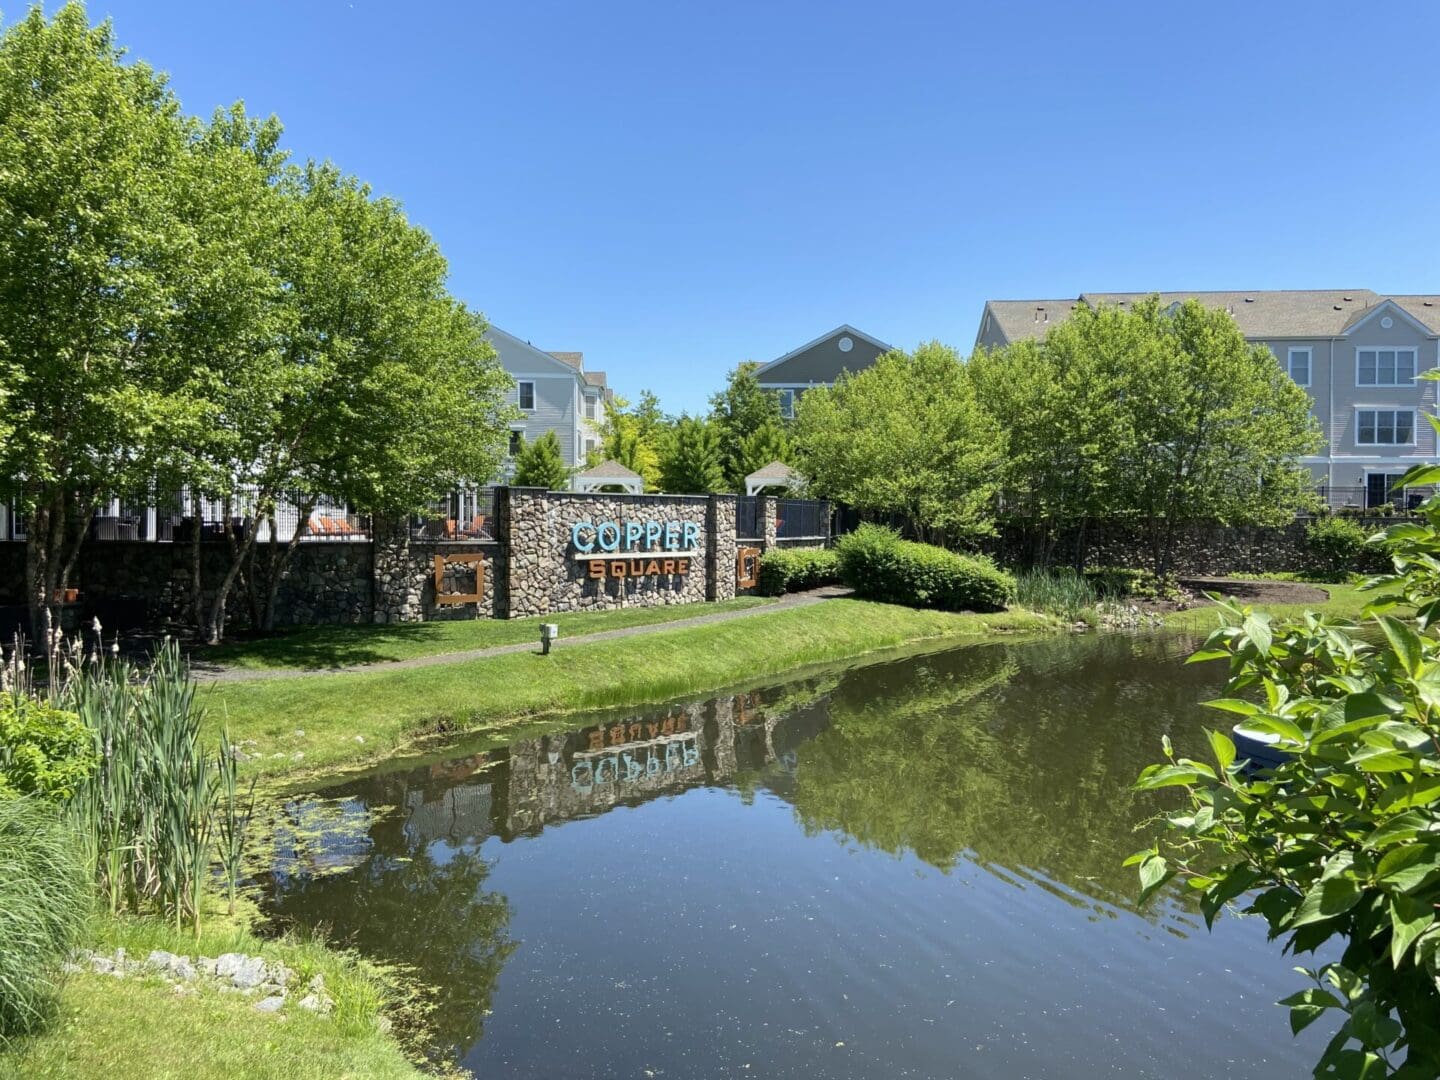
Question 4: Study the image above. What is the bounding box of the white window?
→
[777,388,795,420]
[1357,348,1416,387]
[508,428,524,456]
[1356,408,1416,445]
[1287,347,1311,387]
[585,395,597,421]
[518,381,536,410]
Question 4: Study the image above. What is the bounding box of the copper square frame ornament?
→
[433,552,486,606]
[736,546,761,589]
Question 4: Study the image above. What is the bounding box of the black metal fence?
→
[735,496,761,540]
[410,487,497,541]
[1313,484,1431,514]
[776,498,830,540]
[77,491,371,543]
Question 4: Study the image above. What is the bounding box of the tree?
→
[709,361,782,491]
[658,415,725,494]
[735,419,794,493]
[1044,297,1322,578]
[0,4,200,645]
[512,430,571,490]
[184,160,512,640]
[792,342,1004,544]
[596,397,662,490]
[1131,473,1440,1076]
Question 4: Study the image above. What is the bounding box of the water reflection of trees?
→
[782,634,1218,910]
[264,807,515,1063]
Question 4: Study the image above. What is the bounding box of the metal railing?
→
[776,498,830,540]
[735,496,761,540]
[411,487,497,542]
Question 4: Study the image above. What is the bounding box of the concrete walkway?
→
[202,586,853,684]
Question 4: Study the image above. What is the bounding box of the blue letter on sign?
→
[571,521,596,553]
[597,522,620,552]
[681,521,701,550]
[664,521,680,550]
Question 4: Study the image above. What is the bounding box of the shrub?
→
[0,697,97,800]
[1305,515,1380,580]
[756,547,840,596]
[835,524,1014,611]
[0,797,90,1041]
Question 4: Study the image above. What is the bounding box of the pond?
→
[257,632,1334,1079]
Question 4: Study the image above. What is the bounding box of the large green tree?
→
[512,430,571,490]
[1049,297,1321,577]
[709,361,782,490]
[658,415,726,494]
[0,4,199,643]
[735,419,794,492]
[595,396,662,490]
[793,342,1004,544]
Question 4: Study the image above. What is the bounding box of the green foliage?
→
[736,420,794,493]
[0,698,96,800]
[756,548,839,596]
[658,415,726,494]
[794,342,1004,544]
[512,431,571,490]
[1132,466,1440,1076]
[709,362,783,490]
[1014,569,1100,622]
[1307,516,1385,581]
[597,397,663,490]
[835,524,1014,612]
[972,298,1323,574]
[0,796,90,1041]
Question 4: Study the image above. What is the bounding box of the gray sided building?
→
[976,291,1440,510]
[753,324,894,418]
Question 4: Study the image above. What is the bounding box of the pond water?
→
[258,632,1334,1079]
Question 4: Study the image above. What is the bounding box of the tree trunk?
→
[189,491,205,633]
[258,499,315,632]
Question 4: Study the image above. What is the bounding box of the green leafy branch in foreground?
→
[1130,457,1440,1079]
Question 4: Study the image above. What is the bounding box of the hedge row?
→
[835,524,1014,612]
[756,547,841,596]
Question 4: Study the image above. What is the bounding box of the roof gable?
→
[485,325,579,375]
[1342,297,1439,338]
[754,324,894,385]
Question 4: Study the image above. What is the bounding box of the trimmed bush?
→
[0,797,90,1041]
[757,547,840,596]
[835,524,1014,612]
[0,698,97,800]
[1304,516,1385,580]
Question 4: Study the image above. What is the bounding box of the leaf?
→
[1377,614,1426,679]
[1389,894,1433,968]
[1278,987,1342,1035]
[1347,746,1418,773]
[1202,697,1260,717]
[1290,875,1364,929]
[1243,612,1273,656]
[1375,777,1440,812]
[1133,763,1214,791]
[1185,648,1230,664]
[1375,843,1440,893]
[1363,811,1438,850]
[1234,714,1306,747]
[1207,729,1236,772]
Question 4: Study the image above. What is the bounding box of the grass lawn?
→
[204,595,776,671]
[204,598,1057,783]
[0,911,436,1080]
[1161,582,1371,632]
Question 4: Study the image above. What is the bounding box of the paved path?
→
[201,586,853,684]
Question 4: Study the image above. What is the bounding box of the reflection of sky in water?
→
[262,633,1334,1079]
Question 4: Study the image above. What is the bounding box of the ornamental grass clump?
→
[0,796,89,1042]
[1131,457,1440,1077]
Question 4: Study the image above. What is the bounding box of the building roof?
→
[583,371,606,387]
[548,351,584,370]
[979,290,1440,345]
[754,323,894,379]
[745,460,799,483]
[577,459,641,480]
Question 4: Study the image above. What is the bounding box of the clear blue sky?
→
[75,0,1440,414]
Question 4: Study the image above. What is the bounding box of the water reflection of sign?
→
[571,715,700,792]
[433,553,485,606]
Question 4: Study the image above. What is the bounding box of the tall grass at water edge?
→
[4,633,254,934]
[1013,568,1103,622]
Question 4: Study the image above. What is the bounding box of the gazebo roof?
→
[577,459,642,480]
[744,460,799,484]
